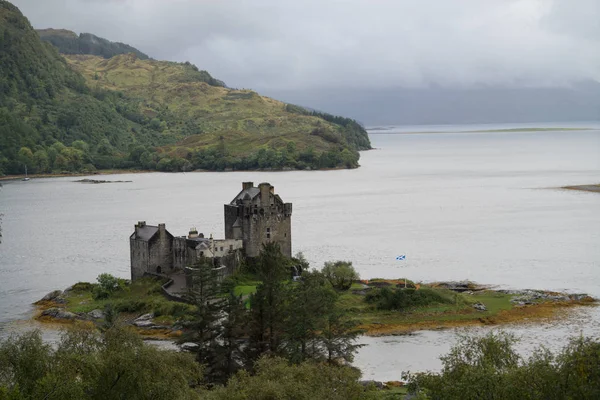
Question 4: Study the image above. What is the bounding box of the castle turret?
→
[224,182,292,258]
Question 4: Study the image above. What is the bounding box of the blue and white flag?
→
[396,255,406,261]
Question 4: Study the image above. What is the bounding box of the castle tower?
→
[224,182,292,258]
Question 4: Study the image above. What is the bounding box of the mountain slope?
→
[37,28,151,60]
[66,54,370,156]
[0,0,170,175]
[0,1,370,175]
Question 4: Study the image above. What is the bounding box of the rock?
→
[134,320,155,328]
[135,313,154,322]
[40,290,63,302]
[41,307,77,320]
[570,294,593,301]
[53,296,67,304]
[473,303,487,311]
[88,309,105,319]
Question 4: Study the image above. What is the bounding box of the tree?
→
[321,306,364,364]
[322,261,359,291]
[204,356,374,400]
[0,326,202,400]
[17,147,33,169]
[178,258,228,384]
[284,271,337,363]
[247,244,290,360]
[33,149,49,173]
[404,332,600,400]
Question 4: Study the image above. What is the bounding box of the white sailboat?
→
[22,166,30,181]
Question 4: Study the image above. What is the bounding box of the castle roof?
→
[231,187,260,204]
[131,225,159,241]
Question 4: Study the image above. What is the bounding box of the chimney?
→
[188,227,199,239]
[269,186,274,194]
[259,182,270,205]
[158,223,166,235]
[243,182,254,190]
[138,221,146,227]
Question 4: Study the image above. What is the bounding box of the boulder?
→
[473,303,487,312]
[40,290,63,302]
[135,313,154,322]
[134,320,155,328]
[41,307,77,320]
[88,309,105,319]
[53,296,68,304]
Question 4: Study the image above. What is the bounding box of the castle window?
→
[220,246,224,251]
[284,233,287,237]
[229,245,233,250]
[200,251,204,256]
[267,228,270,232]
[267,233,271,239]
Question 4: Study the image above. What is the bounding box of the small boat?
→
[22,166,30,181]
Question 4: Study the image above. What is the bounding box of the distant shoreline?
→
[367,127,593,134]
[562,184,600,194]
[0,169,151,182]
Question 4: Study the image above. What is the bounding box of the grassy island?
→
[34,274,596,338]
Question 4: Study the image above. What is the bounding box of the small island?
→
[33,273,596,339]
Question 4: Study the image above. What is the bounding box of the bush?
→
[92,273,127,300]
[405,332,600,400]
[365,287,453,311]
[322,261,359,291]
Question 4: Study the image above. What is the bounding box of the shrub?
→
[92,273,127,300]
[365,287,453,311]
[322,261,359,291]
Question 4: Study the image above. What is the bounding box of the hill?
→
[64,54,370,170]
[0,1,370,175]
[0,0,169,175]
[37,28,151,60]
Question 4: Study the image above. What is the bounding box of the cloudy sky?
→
[12,0,600,124]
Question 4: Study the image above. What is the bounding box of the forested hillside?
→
[37,28,151,60]
[0,1,370,175]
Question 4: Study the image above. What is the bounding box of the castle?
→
[129,182,292,282]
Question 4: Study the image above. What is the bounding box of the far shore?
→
[0,165,360,182]
[562,184,600,194]
[367,127,593,134]
[0,169,152,182]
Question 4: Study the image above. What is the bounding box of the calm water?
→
[1,123,599,379]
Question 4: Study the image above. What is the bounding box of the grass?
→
[374,386,409,399]
[49,278,195,319]
[233,285,258,297]
[337,285,588,335]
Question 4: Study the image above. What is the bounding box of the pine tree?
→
[212,291,248,383]
[178,258,226,383]
[320,306,364,364]
[284,271,337,363]
[247,243,290,361]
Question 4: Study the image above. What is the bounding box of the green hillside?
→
[0,1,370,175]
[37,28,151,60]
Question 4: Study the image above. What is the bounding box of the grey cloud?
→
[12,0,600,93]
